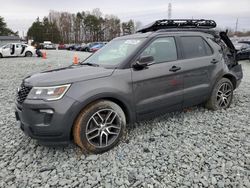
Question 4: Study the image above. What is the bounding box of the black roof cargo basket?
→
[137,19,217,33]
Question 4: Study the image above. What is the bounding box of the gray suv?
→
[15,20,243,153]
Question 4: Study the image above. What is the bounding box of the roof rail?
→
[137,19,217,33]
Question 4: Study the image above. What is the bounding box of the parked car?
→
[0,43,35,58]
[75,43,86,51]
[58,44,66,50]
[89,43,106,52]
[81,42,103,52]
[238,41,250,45]
[15,19,243,153]
[235,43,250,61]
[66,44,80,51]
[41,41,56,50]
[44,43,56,50]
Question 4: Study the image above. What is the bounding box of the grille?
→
[16,83,32,104]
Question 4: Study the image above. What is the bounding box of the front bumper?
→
[15,96,78,145]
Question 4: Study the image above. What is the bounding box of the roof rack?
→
[137,19,217,33]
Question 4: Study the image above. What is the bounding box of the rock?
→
[115,179,123,186]
[149,137,155,142]
[16,162,25,169]
[5,175,15,183]
[217,180,225,188]
[143,148,150,153]
[72,181,80,187]
[86,155,98,161]
[211,176,217,185]
[128,173,136,184]
[39,166,56,173]
[200,178,208,187]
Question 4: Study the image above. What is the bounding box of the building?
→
[0,36,21,46]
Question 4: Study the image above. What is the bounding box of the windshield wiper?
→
[80,62,99,67]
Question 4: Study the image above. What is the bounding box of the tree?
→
[29,9,137,43]
[122,20,135,35]
[0,16,18,36]
[27,17,44,42]
[103,15,121,41]
[27,17,61,43]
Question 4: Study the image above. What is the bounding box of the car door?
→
[15,44,22,56]
[1,44,12,57]
[131,36,183,120]
[178,36,218,107]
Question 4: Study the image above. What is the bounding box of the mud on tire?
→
[73,100,126,154]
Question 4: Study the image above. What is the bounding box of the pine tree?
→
[0,16,18,36]
[27,17,61,43]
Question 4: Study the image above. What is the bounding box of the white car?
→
[0,43,36,58]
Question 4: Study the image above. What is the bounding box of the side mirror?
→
[133,55,154,69]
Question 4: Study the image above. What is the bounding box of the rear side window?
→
[141,37,177,63]
[180,36,213,59]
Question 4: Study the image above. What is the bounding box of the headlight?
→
[27,84,71,101]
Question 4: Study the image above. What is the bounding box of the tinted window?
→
[203,40,213,55]
[181,36,212,59]
[141,37,177,63]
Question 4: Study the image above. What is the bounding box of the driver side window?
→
[141,37,177,63]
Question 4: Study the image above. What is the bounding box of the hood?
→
[24,65,114,87]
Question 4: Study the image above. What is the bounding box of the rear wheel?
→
[73,100,126,154]
[206,78,234,110]
[25,51,32,57]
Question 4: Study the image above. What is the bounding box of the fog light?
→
[39,109,54,114]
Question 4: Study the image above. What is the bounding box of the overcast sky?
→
[1,0,250,37]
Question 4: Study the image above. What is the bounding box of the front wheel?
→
[25,51,32,57]
[73,100,126,154]
[206,78,234,110]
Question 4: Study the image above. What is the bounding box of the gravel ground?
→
[0,50,249,188]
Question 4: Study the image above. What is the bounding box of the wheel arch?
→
[222,74,237,89]
[208,72,237,100]
[69,94,135,140]
[25,51,33,56]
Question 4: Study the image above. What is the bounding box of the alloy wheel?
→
[216,82,232,108]
[86,109,121,148]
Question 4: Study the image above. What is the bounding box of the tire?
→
[0,53,2,58]
[73,100,126,154]
[205,78,234,110]
[25,51,32,57]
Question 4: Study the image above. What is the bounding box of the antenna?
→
[168,3,172,19]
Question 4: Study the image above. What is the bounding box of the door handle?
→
[211,59,219,64]
[169,66,181,72]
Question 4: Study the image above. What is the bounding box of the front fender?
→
[70,91,135,123]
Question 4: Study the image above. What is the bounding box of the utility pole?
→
[168,3,172,19]
[235,18,238,34]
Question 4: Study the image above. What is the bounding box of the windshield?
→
[82,38,145,67]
